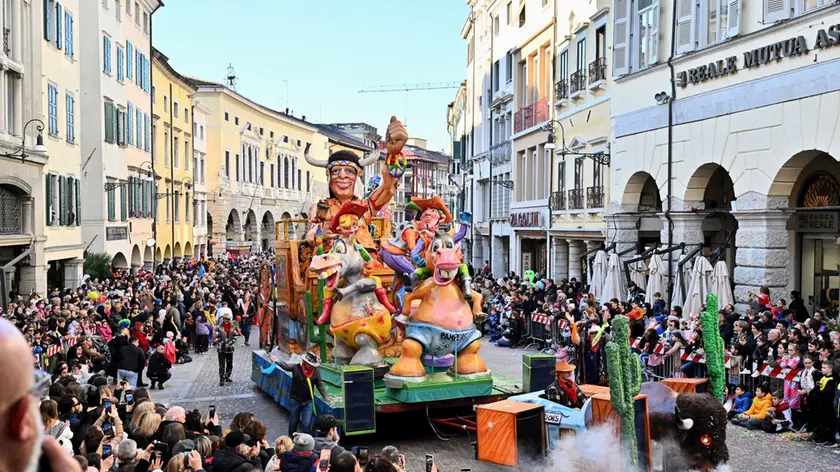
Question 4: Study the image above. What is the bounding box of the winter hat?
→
[118,319,131,330]
[224,431,251,449]
[293,433,315,452]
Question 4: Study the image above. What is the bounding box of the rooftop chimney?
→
[285,108,289,115]
[302,115,306,121]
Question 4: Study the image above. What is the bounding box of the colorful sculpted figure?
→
[305,116,408,252]
[317,200,397,324]
[522,270,536,286]
[406,208,472,301]
[309,237,392,367]
[387,230,487,380]
[380,201,424,277]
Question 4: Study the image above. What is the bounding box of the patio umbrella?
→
[671,253,695,314]
[685,256,714,318]
[630,259,648,291]
[711,260,734,309]
[601,252,624,303]
[645,254,666,305]
[590,250,609,301]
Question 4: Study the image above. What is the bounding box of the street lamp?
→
[138,161,157,179]
[0,119,47,161]
[541,120,610,166]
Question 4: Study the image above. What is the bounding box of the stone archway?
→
[244,209,259,251]
[112,252,129,269]
[163,245,172,261]
[155,247,162,262]
[144,245,153,270]
[261,211,276,251]
[621,171,662,211]
[174,242,183,259]
[184,242,193,259]
[226,209,242,242]
[130,245,142,272]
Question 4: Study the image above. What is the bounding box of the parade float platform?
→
[251,350,522,435]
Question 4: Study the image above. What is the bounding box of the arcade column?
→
[552,238,568,281]
[733,210,790,311]
[568,240,584,281]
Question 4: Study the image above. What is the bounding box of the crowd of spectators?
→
[472,265,840,451]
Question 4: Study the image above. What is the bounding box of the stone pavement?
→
[151,334,840,471]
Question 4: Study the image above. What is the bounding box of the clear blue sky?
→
[153,0,470,152]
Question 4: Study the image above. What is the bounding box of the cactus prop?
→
[700,293,726,402]
[605,315,642,466]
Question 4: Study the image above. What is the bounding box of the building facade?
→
[151,48,195,263]
[548,0,612,282]
[0,0,47,302]
[42,0,85,289]
[79,0,160,271]
[192,102,210,258]
[189,79,329,254]
[608,1,840,312]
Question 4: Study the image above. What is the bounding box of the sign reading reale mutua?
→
[677,24,840,87]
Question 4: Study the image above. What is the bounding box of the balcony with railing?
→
[567,188,584,210]
[3,28,9,55]
[570,70,587,97]
[489,140,512,165]
[588,57,607,88]
[550,191,566,211]
[554,80,569,107]
[586,186,604,209]
[513,97,548,134]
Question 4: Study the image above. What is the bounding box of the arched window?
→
[291,158,296,189]
[284,156,289,189]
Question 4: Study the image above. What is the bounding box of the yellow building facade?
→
[188,78,329,254]
[41,0,84,288]
[151,48,195,262]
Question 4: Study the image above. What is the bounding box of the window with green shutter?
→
[120,183,127,221]
[107,187,116,221]
[75,178,81,226]
[44,0,51,41]
[59,176,67,226]
[45,174,53,225]
[105,102,115,143]
[55,3,63,50]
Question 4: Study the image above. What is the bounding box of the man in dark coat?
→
[545,360,587,409]
[117,335,147,388]
[147,344,172,390]
[212,431,262,472]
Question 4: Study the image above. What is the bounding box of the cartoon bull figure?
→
[641,382,729,471]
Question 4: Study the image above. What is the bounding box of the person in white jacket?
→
[797,355,818,432]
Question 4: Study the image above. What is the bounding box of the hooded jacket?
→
[211,447,261,472]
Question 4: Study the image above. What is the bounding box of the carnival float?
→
[252,116,520,437]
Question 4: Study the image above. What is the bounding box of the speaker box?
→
[522,354,556,393]
[477,400,546,467]
[341,366,375,435]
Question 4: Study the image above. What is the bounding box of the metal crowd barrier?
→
[518,314,795,392]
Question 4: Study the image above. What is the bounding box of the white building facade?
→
[608,1,840,312]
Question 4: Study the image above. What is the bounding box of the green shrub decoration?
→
[699,293,726,401]
[606,315,642,466]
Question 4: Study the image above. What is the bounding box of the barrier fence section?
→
[37,335,80,372]
[520,314,795,390]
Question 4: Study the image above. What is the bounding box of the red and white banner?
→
[680,351,732,368]
[531,314,551,325]
[45,335,79,358]
[758,363,801,382]
[630,338,666,355]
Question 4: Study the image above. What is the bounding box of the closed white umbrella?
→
[685,256,714,318]
[645,254,666,305]
[711,260,734,309]
[601,252,624,303]
[590,250,609,301]
[671,254,694,314]
[630,259,647,291]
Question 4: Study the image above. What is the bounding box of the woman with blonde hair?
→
[129,401,161,448]
[266,436,294,472]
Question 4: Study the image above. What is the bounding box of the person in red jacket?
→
[133,321,150,353]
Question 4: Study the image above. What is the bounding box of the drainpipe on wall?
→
[170,82,175,263]
[469,9,477,269]
[665,0,679,308]
[546,0,559,280]
[489,15,494,274]
[149,3,162,270]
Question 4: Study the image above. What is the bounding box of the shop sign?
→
[106,226,128,241]
[796,212,839,233]
[522,253,532,272]
[510,211,543,228]
[677,25,840,87]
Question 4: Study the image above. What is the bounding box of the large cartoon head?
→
[329,200,368,240]
[412,196,453,233]
[425,231,463,286]
[304,148,379,201]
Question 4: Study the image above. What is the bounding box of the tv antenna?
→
[226,64,238,91]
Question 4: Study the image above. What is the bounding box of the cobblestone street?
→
[152,334,840,472]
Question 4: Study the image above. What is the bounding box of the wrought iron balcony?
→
[589,57,607,85]
[587,185,605,209]
[490,140,512,165]
[3,28,9,55]
[570,70,587,95]
[554,80,569,101]
[0,188,22,235]
[568,188,584,210]
[514,97,548,133]
[550,191,566,211]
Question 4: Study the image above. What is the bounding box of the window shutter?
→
[45,174,53,225]
[44,0,51,41]
[649,0,661,65]
[612,0,631,76]
[675,0,695,54]
[55,3,63,49]
[105,102,114,143]
[727,0,741,38]
[120,183,127,221]
[127,42,133,80]
[59,176,67,226]
[75,178,81,226]
[65,12,73,57]
[763,0,789,23]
